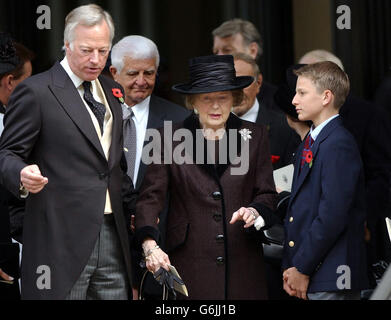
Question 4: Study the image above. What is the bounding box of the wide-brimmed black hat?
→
[0,32,20,74]
[274,64,306,119]
[172,55,254,94]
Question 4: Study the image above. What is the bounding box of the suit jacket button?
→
[212,191,222,200]
[289,241,295,248]
[289,217,294,223]
[99,173,106,180]
[216,234,224,243]
[216,257,224,265]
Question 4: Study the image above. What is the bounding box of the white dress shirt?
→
[310,114,339,141]
[238,99,259,123]
[123,96,150,186]
[0,112,4,136]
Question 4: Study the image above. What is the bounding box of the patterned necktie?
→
[300,133,314,171]
[122,105,137,181]
[82,81,106,134]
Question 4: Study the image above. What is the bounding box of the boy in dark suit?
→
[282,61,369,300]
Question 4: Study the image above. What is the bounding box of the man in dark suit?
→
[212,18,281,114]
[233,53,300,169]
[283,62,369,300]
[109,35,189,298]
[110,35,189,189]
[0,4,136,300]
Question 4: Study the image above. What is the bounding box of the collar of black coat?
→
[182,112,243,179]
[0,103,5,114]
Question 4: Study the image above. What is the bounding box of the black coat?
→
[136,114,278,299]
[257,82,301,169]
[340,94,391,268]
[0,185,20,300]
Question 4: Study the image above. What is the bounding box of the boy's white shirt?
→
[310,114,339,141]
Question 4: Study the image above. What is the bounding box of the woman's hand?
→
[230,207,260,228]
[142,239,171,273]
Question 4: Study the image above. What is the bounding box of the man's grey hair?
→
[64,4,115,50]
[233,52,260,78]
[299,49,345,71]
[110,35,160,73]
[212,18,263,59]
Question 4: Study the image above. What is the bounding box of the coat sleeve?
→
[292,137,363,275]
[134,131,170,247]
[249,125,279,229]
[0,82,42,198]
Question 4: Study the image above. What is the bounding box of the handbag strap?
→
[138,269,169,300]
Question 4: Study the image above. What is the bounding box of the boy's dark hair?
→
[294,61,350,110]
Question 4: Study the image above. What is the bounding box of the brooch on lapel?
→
[239,128,252,141]
[305,150,314,168]
[112,88,124,104]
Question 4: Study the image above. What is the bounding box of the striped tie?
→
[122,105,137,182]
[300,133,314,171]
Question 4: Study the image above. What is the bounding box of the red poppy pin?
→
[305,150,313,168]
[271,155,280,164]
[112,88,124,104]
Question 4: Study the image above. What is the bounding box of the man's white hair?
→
[111,35,160,73]
[64,4,115,50]
[299,49,345,71]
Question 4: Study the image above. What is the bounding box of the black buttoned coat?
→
[135,113,278,299]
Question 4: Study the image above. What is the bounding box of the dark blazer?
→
[282,117,369,293]
[256,99,301,170]
[340,95,391,225]
[135,113,278,299]
[0,62,135,300]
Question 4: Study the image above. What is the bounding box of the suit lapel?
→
[48,62,106,160]
[136,96,167,189]
[289,117,342,204]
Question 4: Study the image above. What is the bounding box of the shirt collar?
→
[238,98,259,122]
[310,114,339,141]
[124,96,150,123]
[60,57,84,89]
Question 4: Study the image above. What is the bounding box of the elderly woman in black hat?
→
[135,55,278,299]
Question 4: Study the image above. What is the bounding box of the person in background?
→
[0,38,34,135]
[212,18,279,113]
[274,64,312,141]
[0,32,28,300]
[109,35,189,298]
[233,53,300,169]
